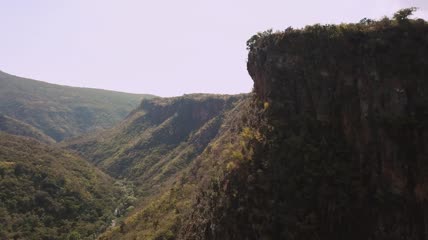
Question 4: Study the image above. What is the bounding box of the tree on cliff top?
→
[393,7,417,23]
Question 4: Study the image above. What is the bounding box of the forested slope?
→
[0,71,154,141]
[64,94,245,197]
[0,133,121,239]
[0,114,55,144]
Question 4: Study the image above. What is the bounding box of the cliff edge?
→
[182,10,428,240]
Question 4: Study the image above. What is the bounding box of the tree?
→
[246,29,273,50]
[393,7,417,23]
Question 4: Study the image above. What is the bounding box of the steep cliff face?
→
[181,15,428,240]
[248,19,428,240]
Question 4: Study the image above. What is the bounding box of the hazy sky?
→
[0,1,427,97]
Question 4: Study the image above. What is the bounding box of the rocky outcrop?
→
[181,16,428,240]
[245,18,428,240]
[248,22,428,239]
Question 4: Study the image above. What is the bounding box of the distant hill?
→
[0,71,155,141]
[0,114,55,144]
[64,94,246,196]
[0,133,121,239]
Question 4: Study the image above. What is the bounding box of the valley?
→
[0,8,428,240]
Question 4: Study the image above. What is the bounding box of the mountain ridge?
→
[0,70,155,141]
[0,114,56,144]
[0,70,153,97]
[64,94,247,197]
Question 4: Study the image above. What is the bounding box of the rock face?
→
[245,20,428,239]
[180,18,428,240]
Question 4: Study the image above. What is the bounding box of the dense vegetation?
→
[64,94,245,197]
[97,95,252,240]
[0,133,120,239]
[0,114,55,144]
[0,71,155,141]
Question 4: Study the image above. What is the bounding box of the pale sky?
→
[0,1,427,97]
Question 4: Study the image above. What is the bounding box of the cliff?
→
[180,12,428,240]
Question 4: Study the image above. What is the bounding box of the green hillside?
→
[0,114,56,144]
[0,71,155,141]
[97,97,252,239]
[0,133,121,239]
[64,94,246,197]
